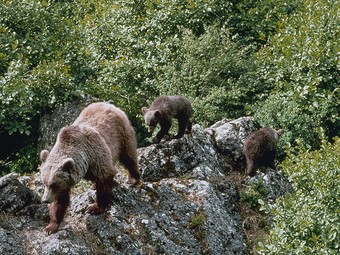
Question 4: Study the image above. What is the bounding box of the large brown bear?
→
[142,96,193,144]
[243,126,283,176]
[39,102,140,234]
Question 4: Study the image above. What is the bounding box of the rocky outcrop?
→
[0,100,292,254]
[138,124,225,182]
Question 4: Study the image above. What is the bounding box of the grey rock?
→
[138,124,226,182]
[0,173,45,217]
[26,230,93,255]
[244,167,293,204]
[207,117,261,169]
[0,227,25,255]
[68,179,247,255]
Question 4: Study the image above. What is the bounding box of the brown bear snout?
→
[42,187,56,204]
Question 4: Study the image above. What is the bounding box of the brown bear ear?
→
[62,158,74,173]
[154,109,161,118]
[277,129,284,136]
[142,107,149,114]
[40,150,49,162]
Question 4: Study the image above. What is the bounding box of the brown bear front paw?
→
[128,177,140,186]
[87,203,106,215]
[152,137,160,144]
[174,134,185,139]
[44,222,59,235]
[164,134,171,141]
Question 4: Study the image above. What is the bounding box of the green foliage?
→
[0,0,101,173]
[255,0,340,149]
[0,0,325,175]
[0,0,96,136]
[8,144,39,175]
[240,179,269,210]
[258,137,340,254]
[152,25,260,126]
[189,211,206,240]
[228,0,299,45]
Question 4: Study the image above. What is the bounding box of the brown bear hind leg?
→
[44,191,70,235]
[88,177,114,215]
[120,152,140,185]
[154,120,171,143]
[262,151,276,169]
[174,117,188,139]
[185,119,192,134]
[246,160,257,177]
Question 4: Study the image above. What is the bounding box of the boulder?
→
[67,179,248,255]
[0,173,45,218]
[138,124,226,182]
[206,117,261,169]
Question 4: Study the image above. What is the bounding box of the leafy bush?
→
[0,0,101,173]
[240,179,269,210]
[228,0,299,45]
[153,25,259,126]
[255,0,340,149]
[0,0,314,174]
[258,137,340,254]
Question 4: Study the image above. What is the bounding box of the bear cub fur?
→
[243,126,283,176]
[40,102,140,234]
[142,95,193,144]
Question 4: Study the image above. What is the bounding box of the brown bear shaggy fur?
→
[243,126,283,177]
[142,95,193,144]
[39,102,140,234]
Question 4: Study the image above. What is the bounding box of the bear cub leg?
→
[174,117,190,139]
[246,160,257,177]
[45,191,70,235]
[186,119,192,134]
[154,120,171,143]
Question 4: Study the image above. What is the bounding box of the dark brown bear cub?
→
[39,102,140,234]
[243,126,283,176]
[142,96,193,144]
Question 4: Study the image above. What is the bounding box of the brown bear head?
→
[273,128,284,141]
[141,107,161,133]
[39,149,75,203]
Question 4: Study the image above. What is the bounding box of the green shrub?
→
[8,144,39,175]
[255,0,340,149]
[189,211,206,240]
[228,0,299,45]
[153,25,259,126]
[258,137,340,254]
[0,0,322,174]
[240,179,269,210]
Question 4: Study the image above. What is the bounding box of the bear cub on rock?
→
[40,102,140,234]
[142,96,193,144]
[243,126,283,176]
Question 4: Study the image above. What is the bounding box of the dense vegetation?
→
[0,0,339,253]
[258,136,340,254]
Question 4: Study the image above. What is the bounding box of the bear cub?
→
[243,126,283,176]
[39,102,140,234]
[142,95,193,144]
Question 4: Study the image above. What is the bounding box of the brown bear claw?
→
[44,222,59,235]
[87,203,106,215]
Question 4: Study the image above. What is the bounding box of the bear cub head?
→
[142,107,162,133]
[40,150,76,204]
